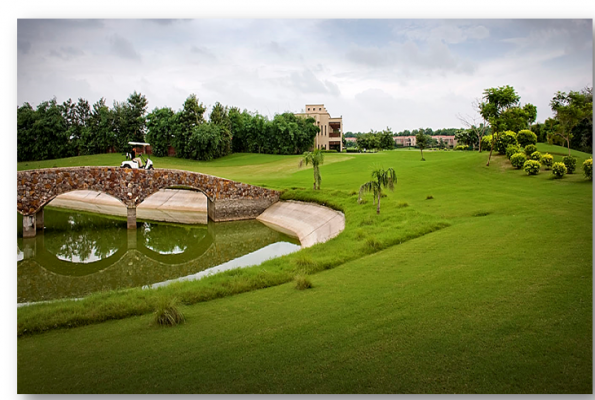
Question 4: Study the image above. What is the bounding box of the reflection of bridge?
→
[18,220,299,303]
[17,167,279,237]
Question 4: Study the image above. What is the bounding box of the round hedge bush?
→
[517,129,538,147]
[552,162,567,178]
[563,156,577,174]
[510,152,527,169]
[495,131,518,155]
[454,144,469,151]
[583,158,592,180]
[480,134,493,151]
[530,151,542,162]
[505,144,521,160]
[541,153,554,169]
[523,160,541,175]
[524,144,538,156]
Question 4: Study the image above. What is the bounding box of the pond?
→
[17,208,301,304]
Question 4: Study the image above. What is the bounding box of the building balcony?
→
[329,130,341,138]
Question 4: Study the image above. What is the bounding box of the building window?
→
[308,108,310,111]
[319,108,321,111]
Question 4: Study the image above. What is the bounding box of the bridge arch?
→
[17,167,279,237]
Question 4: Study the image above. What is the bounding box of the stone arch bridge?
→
[17,167,279,237]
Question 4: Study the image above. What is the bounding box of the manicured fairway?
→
[17,146,592,393]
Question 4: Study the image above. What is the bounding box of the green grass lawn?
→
[17,145,592,393]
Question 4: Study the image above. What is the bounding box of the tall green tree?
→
[299,149,324,190]
[415,130,430,160]
[146,107,176,157]
[550,87,593,156]
[358,167,397,214]
[479,85,521,166]
[172,94,206,159]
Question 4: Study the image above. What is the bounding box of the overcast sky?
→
[17,19,593,133]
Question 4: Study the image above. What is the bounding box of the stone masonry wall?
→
[17,167,279,221]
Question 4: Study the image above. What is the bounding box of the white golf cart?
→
[121,142,154,170]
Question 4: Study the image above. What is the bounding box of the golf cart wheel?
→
[148,165,154,170]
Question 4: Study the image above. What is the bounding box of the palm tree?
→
[358,167,397,214]
[299,149,324,190]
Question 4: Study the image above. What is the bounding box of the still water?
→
[17,208,300,304]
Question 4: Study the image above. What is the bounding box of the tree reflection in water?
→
[17,208,299,303]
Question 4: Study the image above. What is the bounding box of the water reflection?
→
[17,209,300,303]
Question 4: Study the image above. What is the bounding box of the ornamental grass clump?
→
[563,156,577,174]
[510,152,527,169]
[523,160,541,175]
[153,297,185,327]
[530,151,542,162]
[541,153,554,169]
[294,275,312,290]
[552,162,567,179]
[524,144,538,157]
[583,158,592,180]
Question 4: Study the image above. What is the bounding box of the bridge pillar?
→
[127,207,137,230]
[22,214,36,238]
[35,207,44,231]
[127,229,137,249]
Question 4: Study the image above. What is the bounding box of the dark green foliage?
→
[510,153,527,169]
[172,94,207,159]
[524,144,538,156]
[583,158,592,180]
[550,87,593,155]
[356,128,395,151]
[541,153,554,169]
[563,156,577,174]
[523,160,541,175]
[188,122,231,161]
[495,131,518,154]
[517,129,538,147]
[505,144,521,160]
[552,162,567,178]
[146,107,175,157]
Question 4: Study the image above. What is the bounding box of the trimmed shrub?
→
[524,144,538,157]
[552,162,567,178]
[541,153,554,170]
[495,131,518,155]
[563,156,577,174]
[583,158,593,180]
[517,129,538,147]
[530,151,542,162]
[510,152,527,169]
[523,160,541,175]
[505,144,521,160]
[454,144,469,151]
[480,134,493,151]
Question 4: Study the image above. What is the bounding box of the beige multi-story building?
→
[295,104,343,152]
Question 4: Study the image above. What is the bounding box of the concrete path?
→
[49,189,208,224]
[256,200,345,248]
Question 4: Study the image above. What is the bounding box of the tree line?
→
[17,93,319,162]
[454,85,592,158]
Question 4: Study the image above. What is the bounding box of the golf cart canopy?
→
[128,142,150,147]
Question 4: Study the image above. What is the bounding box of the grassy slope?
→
[17,145,592,393]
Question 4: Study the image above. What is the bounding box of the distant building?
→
[295,104,343,152]
[393,135,457,148]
